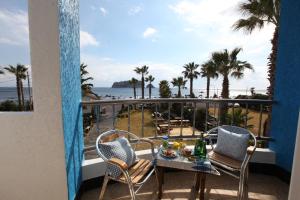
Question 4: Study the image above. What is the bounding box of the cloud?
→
[184,28,194,32]
[80,31,99,48]
[0,9,29,46]
[169,0,275,90]
[128,6,143,16]
[81,54,180,87]
[100,7,108,16]
[143,27,158,39]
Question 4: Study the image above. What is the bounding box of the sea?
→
[0,87,267,102]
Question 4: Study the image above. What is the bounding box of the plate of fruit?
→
[160,148,177,159]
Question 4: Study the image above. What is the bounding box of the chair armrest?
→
[140,138,155,157]
[140,138,155,146]
[247,146,255,155]
[108,158,128,170]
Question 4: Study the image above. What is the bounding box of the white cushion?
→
[99,137,137,177]
[214,127,249,161]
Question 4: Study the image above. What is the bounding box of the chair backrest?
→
[96,129,140,162]
[207,125,257,151]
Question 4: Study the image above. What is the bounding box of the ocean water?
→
[0,87,266,102]
[0,87,31,102]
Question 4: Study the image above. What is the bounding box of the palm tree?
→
[159,80,171,98]
[212,48,253,98]
[201,60,218,98]
[145,75,155,99]
[134,65,149,99]
[171,77,187,98]
[81,63,97,97]
[250,87,256,96]
[129,78,138,99]
[233,0,280,99]
[4,64,28,110]
[182,62,200,98]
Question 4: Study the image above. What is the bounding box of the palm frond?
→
[233,17,265,33]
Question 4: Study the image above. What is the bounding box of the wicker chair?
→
[96,130,157,200]
[206,125,257,200]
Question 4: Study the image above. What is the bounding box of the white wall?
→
[0,0,68,199]
[289,111,300,200]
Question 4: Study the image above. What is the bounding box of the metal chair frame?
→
[207,125,257,200]
[96,129,157,200]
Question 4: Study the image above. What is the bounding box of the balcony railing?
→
[82,98,273,155]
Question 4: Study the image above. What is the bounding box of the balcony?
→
[79,98,288,199]
[1,0,300,199]
[82,98,273,157]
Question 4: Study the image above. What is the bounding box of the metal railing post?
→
[244,104,248,128]
[180,102,184,137]
[127,104,131,132]
[168,102,171,136]
[193,102,196,136]
[218,102,221,126]
[258,104,263,138]
[205,102,209,132]
[95,105,100,133]
[141,103,144,138]
[112,104,116,129]
[231,105,235,126]
[155,103,158,138]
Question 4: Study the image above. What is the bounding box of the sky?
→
[0,0,275,91]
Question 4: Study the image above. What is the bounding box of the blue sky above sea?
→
[0,0,274,92]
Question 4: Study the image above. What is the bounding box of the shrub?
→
[0,100,19,111]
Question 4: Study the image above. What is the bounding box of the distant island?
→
[146,84,155,88]
[111,81,155,88]
[112,81,142,88]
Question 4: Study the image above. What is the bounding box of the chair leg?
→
[129,182,136,200]
[124,171,136,200]
[155,168,159,191]
[99,173,109,200]
[238,172,245,200]
[243,167,249,200]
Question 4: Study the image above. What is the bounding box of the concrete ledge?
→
[82,147,275,181]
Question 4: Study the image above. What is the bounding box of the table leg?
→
[190,173,201,200]
[157,167,165,199]
[194,173,201,194]
[199,174,206,200]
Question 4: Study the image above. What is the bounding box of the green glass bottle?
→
[194,137,207,159]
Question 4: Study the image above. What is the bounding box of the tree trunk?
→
[265,26,279,137]
[20,80,25,110]
[178,86,181,98]
[141,75,144,99]
[206,77,210,98]
[133,87,137,99]
[220,75,229,124]
[267,27,278,100]
[16,77,22,111]
[221,75,229,99]
[149,82,151,99]
[190,78,193,97]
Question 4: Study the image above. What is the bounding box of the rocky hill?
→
[111,81,142,88]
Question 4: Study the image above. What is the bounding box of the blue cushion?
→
[214,127,249,161]
[99,137,137,177]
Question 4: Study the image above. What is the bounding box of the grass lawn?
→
[115,109,156,137]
